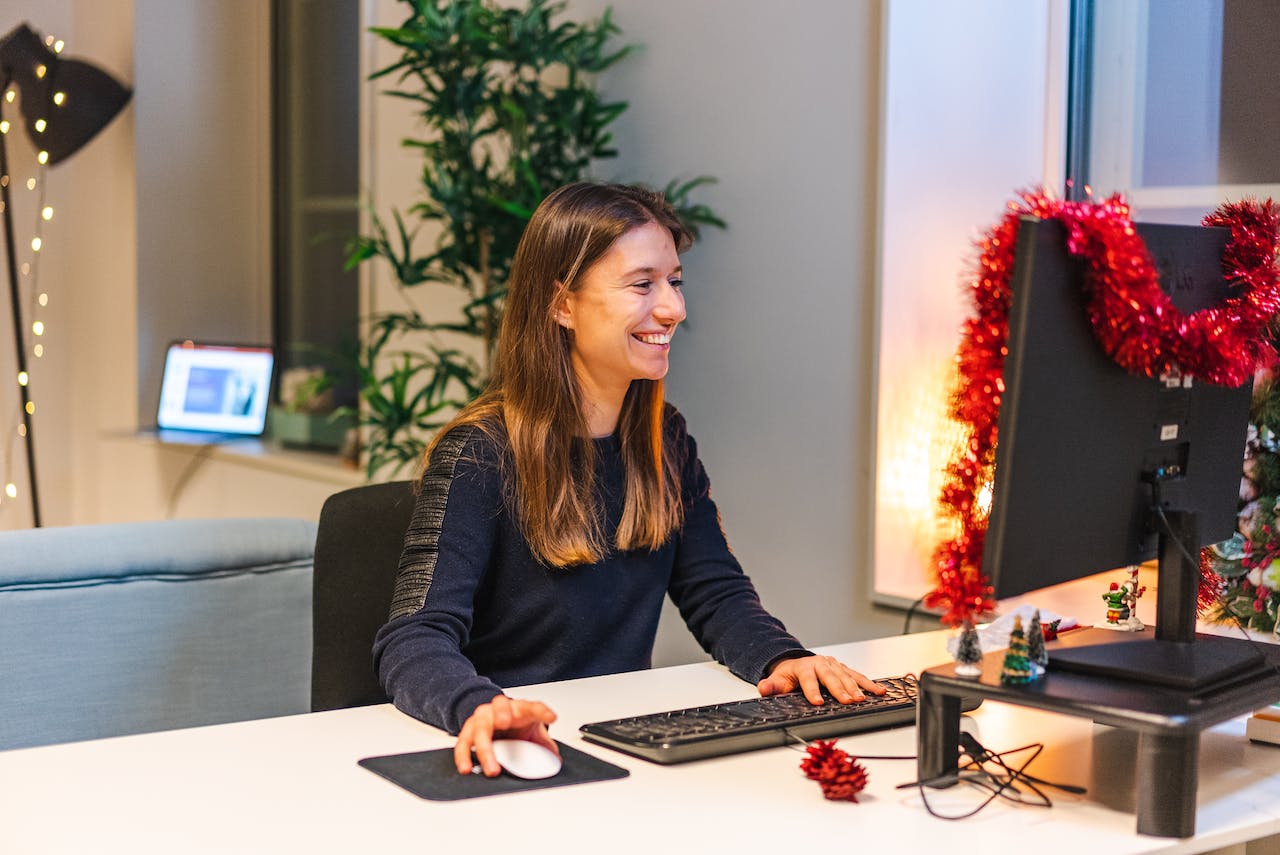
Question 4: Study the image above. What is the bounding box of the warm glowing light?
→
[17,371,28,386]
[31,321,44,336]
[34,119,45,133]
[16,424,25,437]
[24,401,34,415]
[0,120,9,134]
[53,92,65,106]
[53,40,64,54]
[30,237,41,252]
[26,178,35,190]
[5,483,16,498]
[1,175,8,187]
[35,64,46,79]
[38,293,47,306]
[37,151,48,165]
[41,206,52,220]
[5,89,14,103]
[33,344,43,357]
[19,263,28,275]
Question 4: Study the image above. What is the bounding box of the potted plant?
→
[345,0,724,479]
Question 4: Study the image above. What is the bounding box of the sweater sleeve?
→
[372,427,506,734]
[664,410,811,683]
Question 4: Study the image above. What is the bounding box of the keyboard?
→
[580,674,965,764]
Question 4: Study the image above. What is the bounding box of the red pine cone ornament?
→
[800,739,869,802]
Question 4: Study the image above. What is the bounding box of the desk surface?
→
[3,631,1280,854]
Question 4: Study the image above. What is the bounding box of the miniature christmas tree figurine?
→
[1000,616,1034,685]
[954,618,983,677]
[1026,610,1048,676]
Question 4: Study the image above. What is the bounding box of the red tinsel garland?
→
[927,191,1280,626]
[800,739,869,802]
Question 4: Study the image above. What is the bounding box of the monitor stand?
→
[916,506,1280,838]
[1048,507,1267,692]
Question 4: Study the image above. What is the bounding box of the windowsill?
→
[103,430,366,488]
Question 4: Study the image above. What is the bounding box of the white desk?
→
[3,631,1280,854]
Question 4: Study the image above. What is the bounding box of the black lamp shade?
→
[1,23,131,165]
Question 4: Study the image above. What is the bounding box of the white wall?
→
[0,0,135,528]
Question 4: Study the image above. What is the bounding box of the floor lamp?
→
[0,23,130,527]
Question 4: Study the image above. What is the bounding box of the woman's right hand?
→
[454,694,559,776]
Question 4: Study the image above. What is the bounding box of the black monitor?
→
[984,216,1266,691]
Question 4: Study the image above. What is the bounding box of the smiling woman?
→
[372,181,887,779]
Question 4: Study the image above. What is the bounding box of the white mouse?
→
[490,739,562,780]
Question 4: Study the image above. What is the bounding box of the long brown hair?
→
[422,182,693,566]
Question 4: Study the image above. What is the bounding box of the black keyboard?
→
[580,675,958,764]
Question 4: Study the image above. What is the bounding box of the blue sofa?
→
[0,517,316,751]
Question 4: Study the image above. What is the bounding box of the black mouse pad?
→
[358,740,629,801]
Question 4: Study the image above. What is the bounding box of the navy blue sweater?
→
[373,407,808,733]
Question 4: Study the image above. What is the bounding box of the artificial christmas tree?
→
[1000,616,1034,685]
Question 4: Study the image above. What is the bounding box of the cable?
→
[902,594,926,635]
[897,733,1078,820]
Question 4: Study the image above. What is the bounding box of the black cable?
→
[902,594,926,635]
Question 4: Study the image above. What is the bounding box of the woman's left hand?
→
[757,655,887,705]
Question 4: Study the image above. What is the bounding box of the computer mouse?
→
[491,739,562,780]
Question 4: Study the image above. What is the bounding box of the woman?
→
[374,182,882,777]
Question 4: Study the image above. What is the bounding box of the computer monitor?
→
[983,216,1265,691]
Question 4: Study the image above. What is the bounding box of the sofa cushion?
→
[0,518,317,750]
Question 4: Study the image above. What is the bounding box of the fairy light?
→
[16,425,25,437]
[38,293,47,306]
[36,151,48,165]
[30,237,41,252]
[31,321,44,336]
[53,92,65,106]
[0,120,8,134]
[53,40,64,54]
[25,178,34,190]
[34,64,46,80]
[5,89,14,103]
[41,206,52,221]
[33,119,45,133]
[5,484,16,499]
[33,344,43,358]
[19,262,28,275]
[17,371,28,387]
[24,402,34,415]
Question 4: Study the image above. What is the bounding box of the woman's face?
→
[557,221,686,406]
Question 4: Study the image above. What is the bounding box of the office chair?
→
[311,480,416,711]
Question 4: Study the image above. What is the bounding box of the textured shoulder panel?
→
[387,428,473,621]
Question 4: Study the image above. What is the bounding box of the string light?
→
[41,206,52,220]
[17,372,27,386]
[31,321,43,336]
[5,484,16,499]
[36,151,48,165]
[34,64,46,79]
[37,293,47,306]
[33,119,45,133]
[19,262,28,275]
[53,92,65,106]
[33,345,43,358]
[0,120,8,134]
[53,40,64,54]
[5,89,14,103]
[16,425,25,437]
[24,402,34,415]
[30,237,41,252]
[25,178,34,190]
